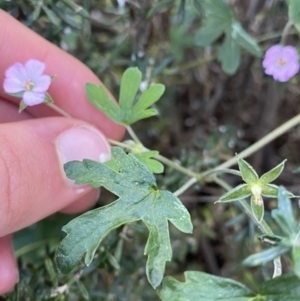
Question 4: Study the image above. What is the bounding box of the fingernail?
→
[56,126,110,183]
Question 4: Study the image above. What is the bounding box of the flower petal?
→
[25,59,45,80]
[5,63,28,82]
[3,78,25,93]
[23,91,45,106]
[33,75,51,92]
[282,46,299,61]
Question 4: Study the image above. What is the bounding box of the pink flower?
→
[3,59,51,106]
[262,45,299,82]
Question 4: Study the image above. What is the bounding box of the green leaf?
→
[200,0,232,20]
[159,271,300,301]
[130,108,159,123]
[231,22,262,57]
[56,147,192,288]
[250,195,264,223]
[133,151,164,174]
[243,245,290,267]
[292,230,300,278]
[85,83,121,123]
[216,184,251,203]
[146,0,173,18]
[218,30,241,75]
[194,0,232,47]
[130,84,165,123]
[194,19,224,47]
[61,0,90,18]
[237,157,259,184]
[271,186,297,236]
[132,84,165,113]
[259,274,300,300]
[119,67,142,111]
[259,160,286,184]
[86,68,164,125]
[42,5,61,26]
[158,271,255,301]
[288,0,300,32]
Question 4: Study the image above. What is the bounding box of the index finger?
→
[0,10,124,140]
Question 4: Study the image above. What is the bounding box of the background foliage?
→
[2,0,300,300]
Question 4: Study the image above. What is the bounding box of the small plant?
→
[3,0,300,300]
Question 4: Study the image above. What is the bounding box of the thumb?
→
[0,117,110,237]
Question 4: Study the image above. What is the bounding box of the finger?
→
[0,98,32,122]
[60,189,100,214]
[0,235,18,295]
[0,10,125,141]
[0,100,100,215]
[0,117,110,237]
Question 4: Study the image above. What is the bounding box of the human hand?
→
[0,10,124,294]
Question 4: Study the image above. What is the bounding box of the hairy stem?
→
[126,125,142,145]
[215,112,300,170]
[46,103,71,118]
[280,20,294,45]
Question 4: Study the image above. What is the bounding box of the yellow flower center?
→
[24,79,34,90]
[277,57,287,67]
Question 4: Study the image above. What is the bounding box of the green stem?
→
[256,28,297,43]
[214,177,281,278]
[215,112,300,170]
[46,103,71,118]
[173,169,242,197]
[201,169,241,179]
[154,153,199,178]
[126,125,142,145]
[108,138,199,179]
[174,177,197,197]
[107,138,132,149]
[280,20,294,45]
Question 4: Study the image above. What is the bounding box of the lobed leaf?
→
[86,83,121,123]
[158,271,255,301]
[259,274,300,300]
[133,151,164,174]
[56,147,192,288]
[159,271,300,301]
[86,68,164,125]
[132,84,165,112]
[119,67,142,111]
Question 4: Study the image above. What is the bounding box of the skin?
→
[0,10,125,294]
